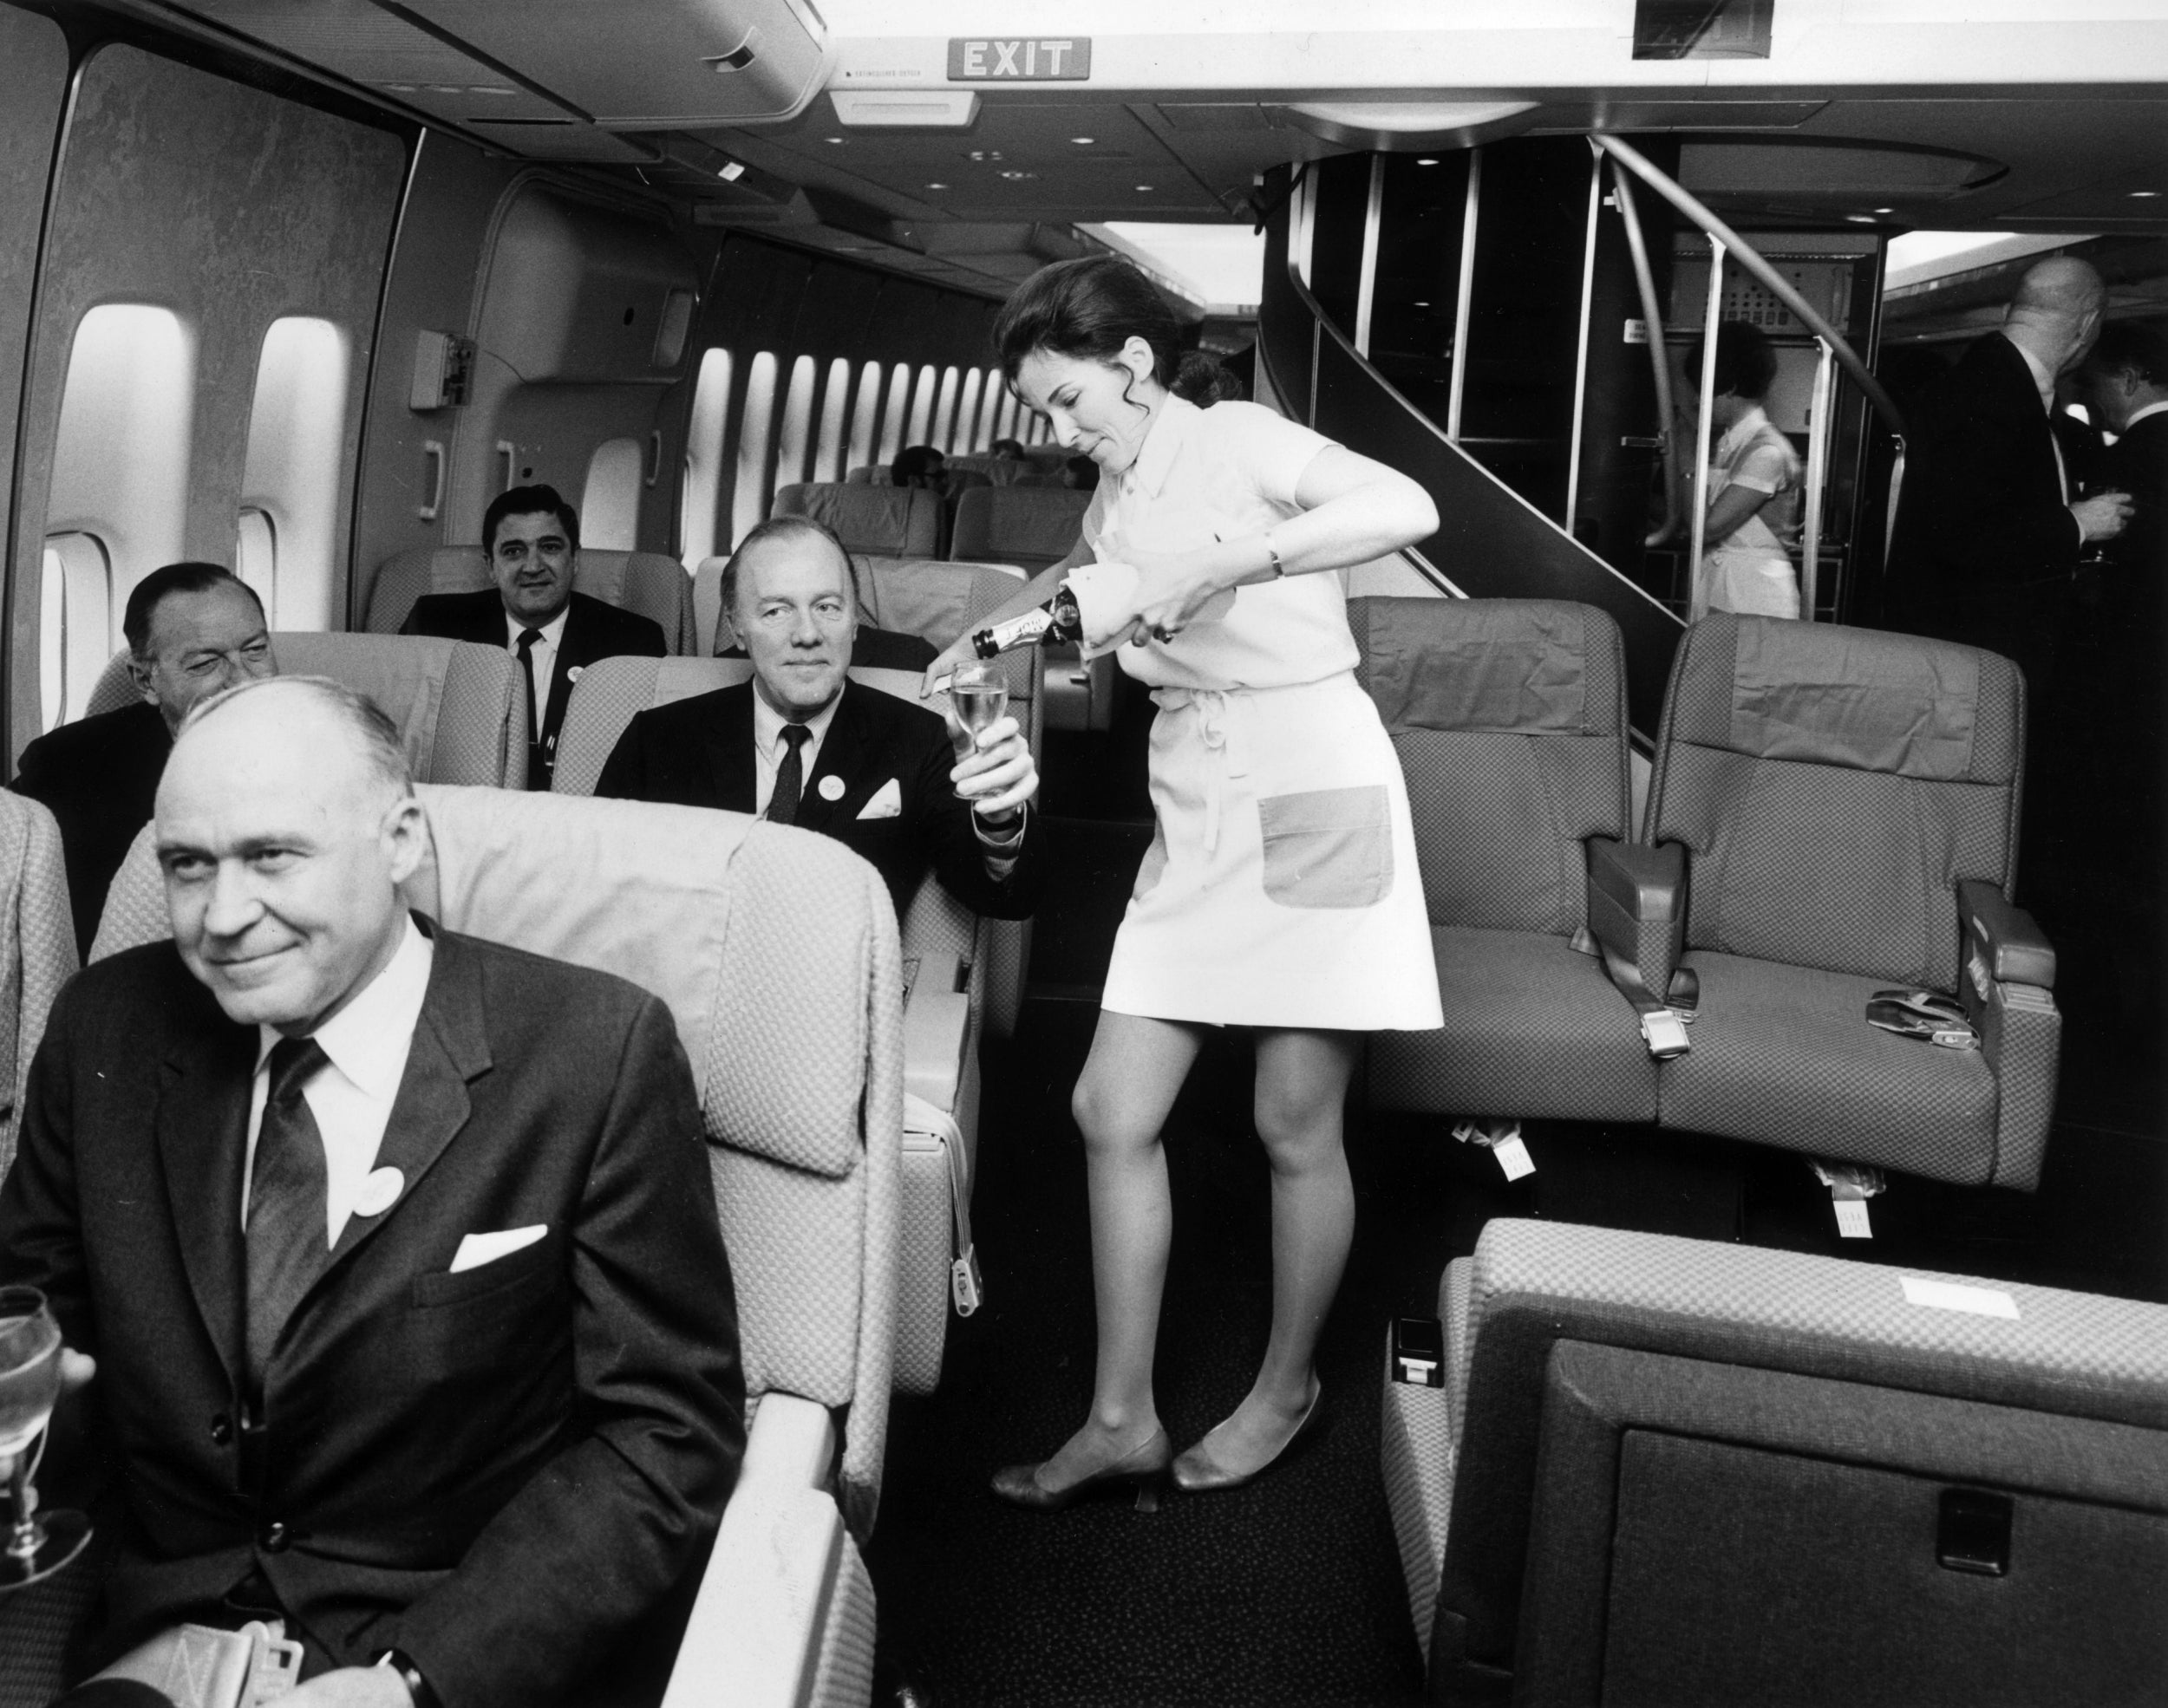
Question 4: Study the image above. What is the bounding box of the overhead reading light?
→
[927,181,950,190]
[1135,184,1154,192]
[703,29,760,73]
[1415,157,1440,166]
[1874,205,1895,214]
[831,90,982,128]
[716,160,746,182]
[2132,190,2162,199]
[1071,136,1095,146]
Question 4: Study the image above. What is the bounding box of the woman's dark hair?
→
[1684,322,1779,401]
[996,256,1184,388]
[1173,349,1244,407]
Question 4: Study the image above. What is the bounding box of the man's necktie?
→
[768,723,813,825]
[245,1036,330,1385]
[514,628,543,746]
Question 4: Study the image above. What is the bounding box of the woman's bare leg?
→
[1027,1010,1202,1488]
[1183,1027,1361,1475]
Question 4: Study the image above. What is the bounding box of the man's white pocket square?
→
[450,1224,548,1274]
[856,779,904,820]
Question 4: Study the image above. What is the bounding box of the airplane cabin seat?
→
[944,454,1037,487]
[85,632,528,791]
[773,481,941,574]
[551,650,1039,1393]
[362,544,696,654]
[1383,1217,2168,1705]
[0,793,75,1181]
[947,485,1091,573]
[50,785,904,1707]
[1352,596,1656,1126]
[1617,615,2057,1190]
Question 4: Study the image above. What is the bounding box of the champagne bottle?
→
[971,584,1084,658]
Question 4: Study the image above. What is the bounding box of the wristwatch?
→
[375,1649,442,1708]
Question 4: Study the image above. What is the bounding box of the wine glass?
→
[0,1286,90,1590]
[949,661,1009,752]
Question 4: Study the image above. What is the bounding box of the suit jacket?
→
[1885,333,2081,681]
[9,700,170,956]
[593,679,1044,924]
[0,924,742,1707]
[402,589,668,789]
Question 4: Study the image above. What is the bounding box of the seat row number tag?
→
[1900,1276,2020,1320]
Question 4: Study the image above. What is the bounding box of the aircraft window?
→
[47,303,193,605]
[878,360,911,465]
[813,356,853,482]
[774,354,819,499]
[962,368,990,452]
[37,532,111,732]
[849,358,885,470]
[932,365,962,453]
[733,350,780,548]
[681,348,734,569]
[906,363,939,448]
[581,436,643,551]
[994,384,1021,445]
[235,508,278,623]
[239,316,349,633]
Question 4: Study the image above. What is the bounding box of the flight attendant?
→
[933,257,1441,1509]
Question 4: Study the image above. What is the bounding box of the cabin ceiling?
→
[114,0,2168,303]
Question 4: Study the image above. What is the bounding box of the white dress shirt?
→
[506,604,571,740]
[241,916,435,1248]
[751,687,843,815]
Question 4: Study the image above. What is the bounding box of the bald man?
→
[1885,257,2132,673]
[0,676,741,1708]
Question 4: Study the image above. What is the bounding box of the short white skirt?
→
[1101,670,1443,1032]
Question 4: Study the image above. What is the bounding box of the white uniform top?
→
[1081,397,1355,689]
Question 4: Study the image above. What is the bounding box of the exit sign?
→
[947,38,1091,81]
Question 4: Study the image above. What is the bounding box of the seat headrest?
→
[1675,615,2017,784]
[863,559,1030,659]
[950,486,1093,563]
[774,482,940,557]
[1349,597,1622,737]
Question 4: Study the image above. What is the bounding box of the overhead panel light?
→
[2132,190,2162,199]
[831,90,982,128]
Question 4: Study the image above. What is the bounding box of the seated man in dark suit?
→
[0,675,742,1708]
[401,485,667,790]
[10,562,275,955]
[597,515,1044,925]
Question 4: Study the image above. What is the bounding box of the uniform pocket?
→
[1257,785,1394,909]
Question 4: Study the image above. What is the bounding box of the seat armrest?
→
[662,1394,846,1708]
[1586,837,1686,998]
[1958,880,2056,992]
[903,984,972,1116]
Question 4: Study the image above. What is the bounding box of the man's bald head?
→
[2006,257,2108,375]
[156,677,424,1034]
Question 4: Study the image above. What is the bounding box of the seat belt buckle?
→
[1640,1007,1691,1059]
[951,1246,983,1316]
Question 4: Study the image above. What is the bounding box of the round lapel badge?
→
[354,1166,405,1219]
[817,773,846,802]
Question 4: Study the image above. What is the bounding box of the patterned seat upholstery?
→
[553,652,1039,1392]
[948,485,1091,572]
[1383,1218,2168,1703]
[84,632,527,790]
[77,785,900,1704]
[362,544,696,653]
[0,793,75,1181]
[1643,615,2055,1188]
[1353,596,1655,1124]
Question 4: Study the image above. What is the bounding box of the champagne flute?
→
[949,661,1009,750]
[0,1285,90,1590]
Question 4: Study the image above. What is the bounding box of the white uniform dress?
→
[1695,403,1803,620]
[1086,396,1442,1032]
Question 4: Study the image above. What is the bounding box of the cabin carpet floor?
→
[868,1006,2166,1706]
